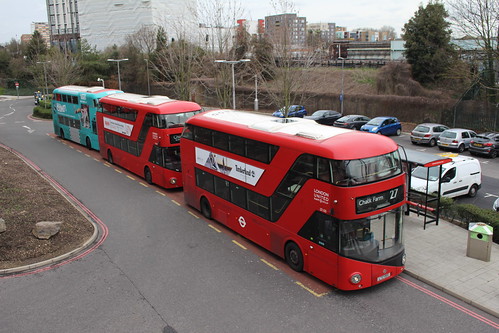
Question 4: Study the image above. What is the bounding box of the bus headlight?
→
[350,273,362,284]
[169,177,177,185]
[401,253,407,265]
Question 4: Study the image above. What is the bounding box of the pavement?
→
[403,213,499,318]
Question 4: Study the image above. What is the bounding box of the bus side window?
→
[317,157,331,182]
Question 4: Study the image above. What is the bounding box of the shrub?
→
[33,106,52,119]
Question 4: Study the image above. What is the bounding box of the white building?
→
[78,0,198,51]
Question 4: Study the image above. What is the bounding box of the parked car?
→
[469,132,499,158]
[360,116,402,136]
[410,123,449,147]
[272,105,307,118]
[437,128,477,153]
[304,110,342,125]
[411,156,481,198]
[333,114,371,130]
[494,198,499,212]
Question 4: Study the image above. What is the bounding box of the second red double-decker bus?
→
[97,93,202,188]
[181,110,406,290]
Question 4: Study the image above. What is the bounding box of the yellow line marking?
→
[260,259,279,271]
[69,145,74,149]
[188,211,200,219]
[104,163,111,167]
[76,149,82,153]
[232,240,247,250]
[139,182,148,187]
[114,169,122,173]
[156,191,166,196]
[93,158,100,162]
[85,154,91,158]
[208,224,221,233]
[127,175,135,180]
[295,282,328,297]
[171,200,181,206]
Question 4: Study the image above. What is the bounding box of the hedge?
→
[33,106,52,119]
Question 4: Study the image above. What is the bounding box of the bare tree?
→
[447,0,499,101]
[125,25,158,56]
[46,49,82,87]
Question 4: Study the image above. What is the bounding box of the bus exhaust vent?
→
[295,131,323,140]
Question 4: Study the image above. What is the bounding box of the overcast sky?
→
[0,0,427,44]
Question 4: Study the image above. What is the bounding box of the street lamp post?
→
[107,58,128,91]
[214,59,251,109]
[254,75,259,111]
[338,57,345,114]
[144,58,151,96]
[97,78,105,88]
[36,61,51,97]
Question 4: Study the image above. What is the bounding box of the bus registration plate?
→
[377,272,391,282]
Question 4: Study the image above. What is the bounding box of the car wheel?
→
[285,242,303,272]
[457,144,465,153]
[429,138,436,147]
[396,128,401,136]
[468,184,478,198]
[490,150,497,158]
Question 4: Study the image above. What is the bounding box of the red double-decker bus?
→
[181,110,406,290]
[96,93,202,188]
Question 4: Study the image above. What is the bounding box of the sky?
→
[0,0,426,44]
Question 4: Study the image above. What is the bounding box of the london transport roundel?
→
[238,216,246,228]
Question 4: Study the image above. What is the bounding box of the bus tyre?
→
[107,150,114,164]
[144,167,153,184]
[86,137,91,150]
[60,129,64,139]
[285,242,303,272]
[468,184,478,198]
[200,197,211,219]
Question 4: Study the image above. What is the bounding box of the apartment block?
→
[265,13,307,48]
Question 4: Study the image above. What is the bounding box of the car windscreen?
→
[414,125,430,133]
[366,118,383,126]
[441,131,457,139]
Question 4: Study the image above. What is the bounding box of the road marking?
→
[188,211,200,219]
[295,282,328,297]
[260,259,279,271]
[208,224,221,233]
[232,240,247,250]
[126,175,135,180]
[114,169,122,173]
[139,182,148,187]
[76,149,82,153]
[104,163,111,167]
[484,193,498,198]
[171,200,181,206]
[156,191,166,196]
[85,154,91,158]
[93,158,100,162]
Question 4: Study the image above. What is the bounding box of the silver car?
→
[437,128,477,153]
[411,123,449,147]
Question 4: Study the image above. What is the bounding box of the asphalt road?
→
[0,98,498,333]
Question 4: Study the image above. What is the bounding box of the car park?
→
[272,105,307,118]
[410,123,449,147]
[437,128,477,153]
[333,114,371,130]
[469,132,499,158]
[411,156,481,198]
[304,110,342,125]
[360,116,402,136]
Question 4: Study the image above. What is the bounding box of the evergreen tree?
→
[403,1,456,84]
[25,30,47,61]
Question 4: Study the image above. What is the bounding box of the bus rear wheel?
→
[107,150,114,164]
[285,242,303,272]
[60,129,64,139]
[200,197,212,219]
[144,167,153,184]
[85,137,91,150]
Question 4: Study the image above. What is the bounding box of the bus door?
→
[299,212,338,284]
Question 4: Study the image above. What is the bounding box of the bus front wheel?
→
[107,150,114,164]
[285,242,303,272]
[144,167,153,184]
[200,197,212,219]
[85,137,91,150]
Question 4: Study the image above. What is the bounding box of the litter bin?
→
[466,222,493,262]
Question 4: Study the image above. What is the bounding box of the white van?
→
[411,156,481,198]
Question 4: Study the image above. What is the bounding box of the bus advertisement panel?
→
[52,86,123,150]
[181,110,406,290]
[96,93,202,189]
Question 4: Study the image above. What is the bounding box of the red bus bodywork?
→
[181,110,406,290]
[97,93,202,189]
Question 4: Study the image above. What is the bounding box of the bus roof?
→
[54,85,121,94]
[102,93,175,106]
[188,110,399,160]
